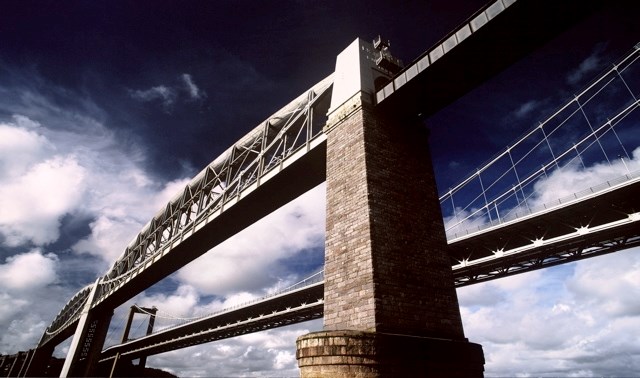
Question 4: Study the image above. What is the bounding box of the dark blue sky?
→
[2,1,637,186]
[1,1,639,376]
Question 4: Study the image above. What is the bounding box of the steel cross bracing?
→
[449,177,640,286]
[40,75,334,348]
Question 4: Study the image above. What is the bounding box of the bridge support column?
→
[60,281,113,377]
[296,38,484,377]
[110,305,157,376]
[23,346,53,377]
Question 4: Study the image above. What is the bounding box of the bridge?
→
[15,0,639,376]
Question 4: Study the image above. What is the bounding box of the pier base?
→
[297,331,484,378]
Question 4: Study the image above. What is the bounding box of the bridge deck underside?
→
[449,179,640,285]
[100,283,324,361]
[98,179,640,359]
[376,0,606,119]
[94,143,326,314]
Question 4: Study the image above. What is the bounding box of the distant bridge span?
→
[97,173,640,362]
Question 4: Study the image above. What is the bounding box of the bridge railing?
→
[446,169,640,240]
[94,75,333,301]
[105,270,324,346]
[441,44,640,240]
[40,285,92,346]
[42,75,333,347]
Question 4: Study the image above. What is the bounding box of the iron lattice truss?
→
[41,285,92,344]
[41,75,333,347]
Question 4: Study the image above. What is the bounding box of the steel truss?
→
[453,219,640,287]
[450,176,640,286]
[41,75,333,348]
[40,285,92,345]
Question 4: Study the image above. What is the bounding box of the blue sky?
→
[0,1,639,376]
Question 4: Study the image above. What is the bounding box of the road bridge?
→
[17,0,639,376]
[94,172,639,365]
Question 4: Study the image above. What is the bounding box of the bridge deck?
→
[100,282,323,361]
[375,0,605,119]
[450,176,640,285]
[98,175,640,359]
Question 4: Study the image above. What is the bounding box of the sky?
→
[0,0,639,376]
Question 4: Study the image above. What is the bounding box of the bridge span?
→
[96,172,639,364]
[19,0,639,376]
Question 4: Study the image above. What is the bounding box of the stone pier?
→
[296,38,484,377]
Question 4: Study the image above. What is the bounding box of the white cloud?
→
[0,123,87,246]
[567,46,606,86]
[129,73,205,111]
[181,73,205,100]
[459,248,640,377]
[0,250,66,354]
[512,99,543,119]
[0,85,196,352]
[0,117,52,179]
[0,250,58,292]
[129,85,176,108]
[528,147,640,207]
[176,184,325,296]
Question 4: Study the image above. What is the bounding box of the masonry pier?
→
[295,38,484,377]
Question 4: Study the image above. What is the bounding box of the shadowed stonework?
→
[296,38,484,377]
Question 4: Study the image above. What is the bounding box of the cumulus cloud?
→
[0,119,87,246]
[0,250,58,292]
[0,116,52,178]
[176,184,325,296]
[0,250,64,353]
[459,248,640,376]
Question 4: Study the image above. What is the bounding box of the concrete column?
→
[138,307,157,370]
[6,352,21,377]
[23,345,54,377]
[16,350,32,377]
[60,280,113,377]
[296,38,484,377]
